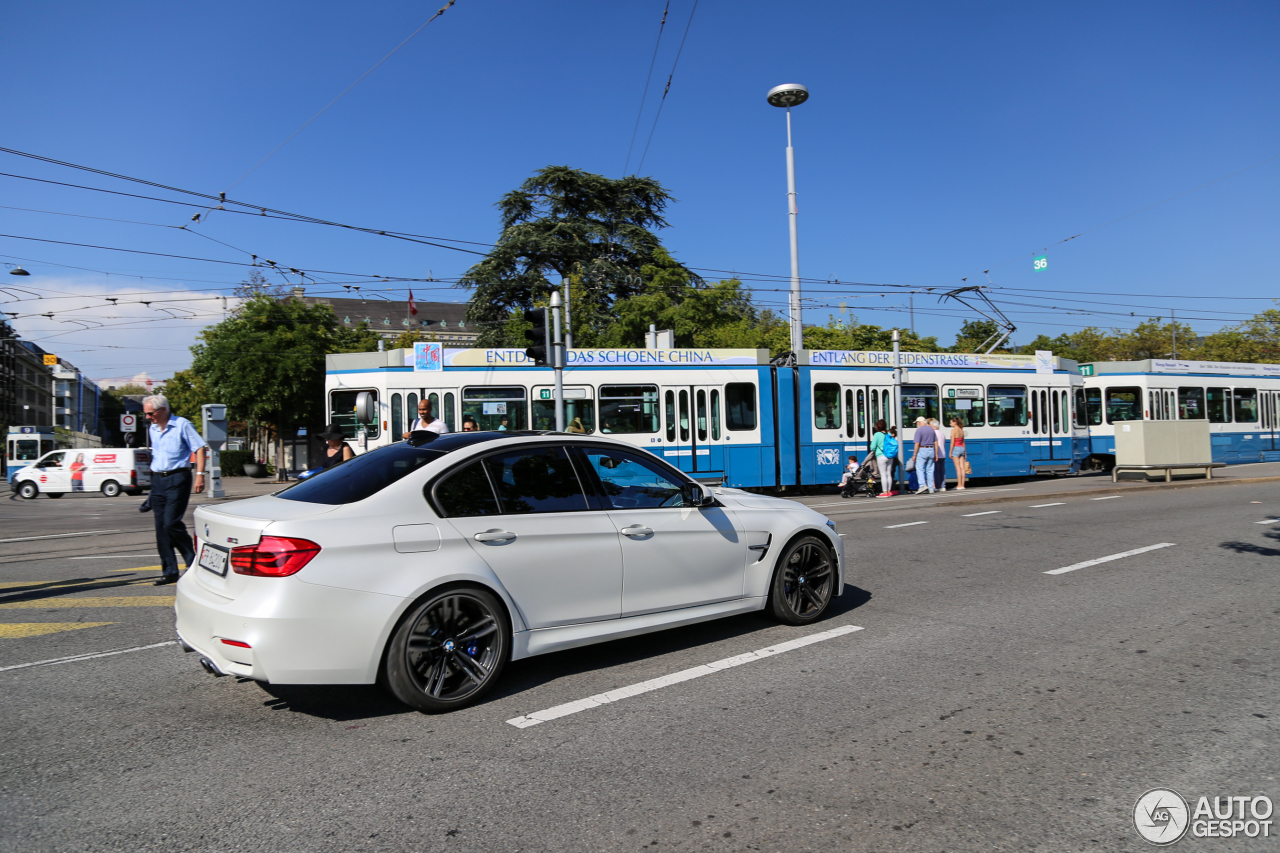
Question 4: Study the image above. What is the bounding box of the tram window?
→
[1203,386,1233,422]
[463,386,527,431]
[901,385,939,425]
[1178,387,1205,419]
[871,390,880,426]
[391,394,403,438]
[943,388,984,428]
[814,383,841,430]
[329,390,380,438]
[987,386,1028,427]
[664,391,676,440]
[1148,391,1155,420]
[406,393,419,427]
[428,393,440,427]
[532,389,595,433]
[710,390,721,440]
[696,390,708,441]
[1074,389,1088,428]
[725,383,757,431]
[1051,391,1061,431]
[844,390,854,437]
[1233,388,1258,423]
[678,390,690,441]
[1104,387,1142,423]
[1061,391,1069,433]
[857,390,867,437]
[598,385,659,434]
[13,439,39,461]
[1029,392,1038,434]
[444,392,456,432]
[1084,388,1102,425]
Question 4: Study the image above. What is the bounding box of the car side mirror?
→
[354,391,376,425]
[682,482,711,507]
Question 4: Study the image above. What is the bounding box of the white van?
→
[14,448,151,499]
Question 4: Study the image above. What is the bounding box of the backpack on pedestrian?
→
[882,434,898,458]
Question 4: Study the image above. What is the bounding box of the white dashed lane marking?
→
[962,511,1001,517]
[0,530,122,544]
[1255,519,1280,524]
[884,521,928,529]
[506,625,864,729]
[1044,543,1176,576]
[1091,496,1122,501]
[1029,503,1066,508]
[0,641,177,673]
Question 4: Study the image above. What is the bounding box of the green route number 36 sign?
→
[1034,255,1048,271]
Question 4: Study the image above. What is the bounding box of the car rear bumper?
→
[174,572,404,685]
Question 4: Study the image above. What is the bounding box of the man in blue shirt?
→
[143,395,208,585]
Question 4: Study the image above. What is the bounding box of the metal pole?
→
[893,329,903,494]
[909,295,914,335]
[550,291,565,432]
[786,108,803,354]
[562,277,573,350]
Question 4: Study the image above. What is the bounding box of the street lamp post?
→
[767,83,809,355]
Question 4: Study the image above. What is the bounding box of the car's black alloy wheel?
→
[768,535,836,625]
[386,587,510,713]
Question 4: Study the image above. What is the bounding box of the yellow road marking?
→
[0,596,175,609]
[0,622,115,638]
[110,566,166,572]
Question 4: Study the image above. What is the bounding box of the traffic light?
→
[524,307,549,366]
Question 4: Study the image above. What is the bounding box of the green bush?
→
[217,449,254,477]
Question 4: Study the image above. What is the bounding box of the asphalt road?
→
[0,480,1276,852]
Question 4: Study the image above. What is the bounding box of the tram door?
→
[661,385,726,476]
[1263,390,1280,451]
[390,387,458,438]
[842,385,895,441]
[1028,386,1067,460]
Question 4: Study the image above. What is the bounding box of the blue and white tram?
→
[325,347,783,488]
[1080,359,1280,467]
[799,350,1086,483]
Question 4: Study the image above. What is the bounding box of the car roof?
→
[408,430,637,451]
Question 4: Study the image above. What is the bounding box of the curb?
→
[819,474,1280,516]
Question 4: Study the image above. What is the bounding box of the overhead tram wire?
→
[223,0,458,193]
[635,0,699,174]
[622,1,670,176]
[0,155,488,255]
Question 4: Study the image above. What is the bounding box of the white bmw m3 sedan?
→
[176,432,845,713]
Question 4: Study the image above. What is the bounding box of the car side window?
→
[433,460,501,518]
[581,448,686,510]
[39,452,65,468]
[481,447,589,514]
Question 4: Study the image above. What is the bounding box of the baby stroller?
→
[839,456,881,499]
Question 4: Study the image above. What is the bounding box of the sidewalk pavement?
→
[795,460,1280,515]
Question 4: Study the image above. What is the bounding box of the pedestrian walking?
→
[405,399,449,437]
[929,418,947,492]
[142,395,207,585]
[909,416,939,495]
[949,415,968,490]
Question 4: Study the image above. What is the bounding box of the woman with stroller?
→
[863,419,896,498]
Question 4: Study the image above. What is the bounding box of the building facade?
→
[294,290,479,347]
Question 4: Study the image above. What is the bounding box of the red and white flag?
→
[408,289,418,316]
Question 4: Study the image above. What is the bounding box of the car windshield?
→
[277,432,512,505]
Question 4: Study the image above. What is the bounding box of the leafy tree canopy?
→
[163,369,212,432]
[460,166,697,346]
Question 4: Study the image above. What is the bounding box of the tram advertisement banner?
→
[1151,359,1280,376]
[405,348,766,368]
[806,350,1054,371]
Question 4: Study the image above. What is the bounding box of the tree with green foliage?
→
[460,166,697,346]
[162,369,212,432]
[190,295,377,480]
[1197,307,1280,363]
[949,319,1014,353]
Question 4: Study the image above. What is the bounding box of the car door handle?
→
[473,530,516,543]
[621,525,654,537]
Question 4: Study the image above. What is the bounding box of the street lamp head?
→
[767,83,809,108]
[9,266,30,276]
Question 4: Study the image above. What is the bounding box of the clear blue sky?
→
[2,0,1277,379]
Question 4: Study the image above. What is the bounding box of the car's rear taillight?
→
[230,536,320,577]
[130,469,137,485]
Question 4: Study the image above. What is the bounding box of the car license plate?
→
[199,543,229,577]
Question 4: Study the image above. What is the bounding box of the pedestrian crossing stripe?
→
[0,623,115,638]
[0,596,175,610]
